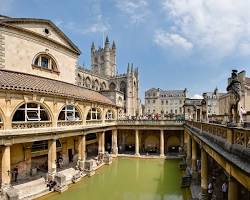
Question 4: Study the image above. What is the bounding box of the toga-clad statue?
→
[226,70,242,124]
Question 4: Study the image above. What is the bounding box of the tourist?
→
[13,166,18,182]
[47,180,56,191]
[208,181,214,200]
[58,155,63,168]
[222,181,228,200]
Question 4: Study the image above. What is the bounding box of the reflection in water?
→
[40,158,191,200]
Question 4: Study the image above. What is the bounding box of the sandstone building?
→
[144,88,187,117]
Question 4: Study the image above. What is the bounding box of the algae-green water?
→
[40,158,190,200]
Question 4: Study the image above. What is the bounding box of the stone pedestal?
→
[104,152,112,165]
[72,171,81,183]
[54,173,68,193]
[78,160,85,171]
[84,160,95,177]
[5,188,19,200]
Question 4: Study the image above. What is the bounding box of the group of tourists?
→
[207,179,228,200]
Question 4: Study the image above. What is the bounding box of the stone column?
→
[160,130,164,157]
[228,177,238,200]
[112,129,118,155]
[102,131,105,153]
[200,148,208,199]
[1,145,11,188]
[78,135,86,161]
[98,132,105,154]
[186,134,191,165]
[192,138,197,171]
[135,130,140,156]
[48,139,57,181]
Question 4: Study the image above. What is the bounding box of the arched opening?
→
[33,53,58,72]
[105,110,114,120]
[58,105,81,121]
[85,77,91,88]
[13,103,50,122]
[120,81,126,98]
[86,108,102,121]
[109,82,116,91]
[144,135,159,154]
[94,79,99,90]
[100,82,107,90]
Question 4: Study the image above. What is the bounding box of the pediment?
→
[1,18,80,54]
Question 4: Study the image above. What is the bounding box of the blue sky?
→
[1,0,250,100]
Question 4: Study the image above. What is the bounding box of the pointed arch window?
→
[87,108,101,120]
[58,105,80,121]
[13,103,49,122]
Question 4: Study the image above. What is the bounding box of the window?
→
[13,103,49,122]
[58,105,80,121]
[166,100,168,104]
[161,100,164,105]
[175,109,177,114]
[105,110,114,120]
[179,100,182,104]
[153,100,155,103]
[148,109,150,113]
[148,100,150,104]
[33,53,58,72]
[87,108,101,120]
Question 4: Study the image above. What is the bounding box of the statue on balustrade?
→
[226,70,242,124]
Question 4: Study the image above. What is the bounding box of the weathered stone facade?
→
[144,88,186,116]
[76,37,141,117]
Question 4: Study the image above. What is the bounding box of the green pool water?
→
[41,158,191,200]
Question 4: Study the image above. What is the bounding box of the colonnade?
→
[185,131,240,200]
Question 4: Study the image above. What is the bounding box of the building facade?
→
[144,88,187,117]
[76,37,141,117]
[203,88,226,118]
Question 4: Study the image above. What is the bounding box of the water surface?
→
[41,158,190,200]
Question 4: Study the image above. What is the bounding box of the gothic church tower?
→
[91,36,117,77]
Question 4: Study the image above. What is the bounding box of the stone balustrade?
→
[86,120,102,126]
[186,120,250,149]
[57,120,83,127]
[12,121,53,129]
[117,120,184,126]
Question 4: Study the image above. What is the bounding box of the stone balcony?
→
[185,120,250,175]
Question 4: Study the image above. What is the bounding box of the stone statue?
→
[226,70,242,124]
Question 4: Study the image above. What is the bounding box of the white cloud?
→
[115,0,149,24]
[160,0,250,56]
[154,30,193,50]
[191,94,203,99]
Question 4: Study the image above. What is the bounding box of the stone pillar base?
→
[5,188,19,200]
[135,153,140,157]
[78,160,85,171]
[54,173,68,193]
[160,154,165,158]
[199,190,209,200]
[85,170,95,177]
